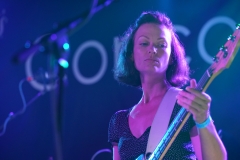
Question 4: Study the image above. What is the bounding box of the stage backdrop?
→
[0,0,240,159]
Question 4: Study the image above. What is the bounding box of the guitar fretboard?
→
[148,68,213,159]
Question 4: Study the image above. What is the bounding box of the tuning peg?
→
[213,56,219,62]
[219,46,228,58]
[236,23,240,29]
[228,35,236,42]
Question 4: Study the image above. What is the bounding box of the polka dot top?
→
[108,104,197,160]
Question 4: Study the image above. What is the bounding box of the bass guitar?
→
[137,23,240,160]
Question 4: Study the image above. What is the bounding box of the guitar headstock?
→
[210,24,240,76]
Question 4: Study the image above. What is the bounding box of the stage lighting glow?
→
[58,58,69,68]
[63,43,70,50]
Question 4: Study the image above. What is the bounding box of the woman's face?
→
[133,23,172,78]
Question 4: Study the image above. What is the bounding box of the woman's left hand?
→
[176,79,211,123]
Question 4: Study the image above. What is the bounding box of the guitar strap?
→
[146,87,181,155]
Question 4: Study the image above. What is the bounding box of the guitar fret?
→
[197,68,212,91]
[206,69,211,77]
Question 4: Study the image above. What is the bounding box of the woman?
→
[108,11,226,160]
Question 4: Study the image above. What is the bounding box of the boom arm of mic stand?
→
[11,0,117,64]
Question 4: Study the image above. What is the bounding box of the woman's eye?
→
[140,42,148,46]
[157,43,167,48]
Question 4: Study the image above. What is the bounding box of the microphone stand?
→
[11,1,117,160]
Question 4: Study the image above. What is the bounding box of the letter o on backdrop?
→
[72,40,108,85]
[198,16,236,64]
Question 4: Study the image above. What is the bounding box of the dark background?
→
[0,0,240,159]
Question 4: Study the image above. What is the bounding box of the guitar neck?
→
[148,68,212,160]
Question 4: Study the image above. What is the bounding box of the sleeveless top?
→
[108,104,197,160]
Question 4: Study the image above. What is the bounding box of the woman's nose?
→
[148,46,157,54]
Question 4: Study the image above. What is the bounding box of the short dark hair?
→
[114,11,190,88]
